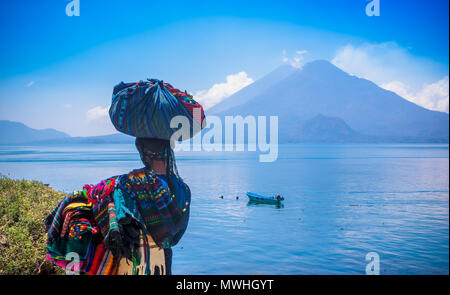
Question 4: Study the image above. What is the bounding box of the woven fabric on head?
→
[109,79,205,140]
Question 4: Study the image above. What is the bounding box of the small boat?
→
[246,192,284,204]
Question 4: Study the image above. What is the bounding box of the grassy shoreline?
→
[0,176,65,274]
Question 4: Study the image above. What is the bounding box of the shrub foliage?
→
[0,176,65,274]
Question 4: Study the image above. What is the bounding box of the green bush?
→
[0,176,65,274]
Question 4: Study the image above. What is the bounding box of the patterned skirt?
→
[90,232,171,275]
[116,233,169,275]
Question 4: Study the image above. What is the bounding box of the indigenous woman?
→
[114,137,191,275]
[45,79,201,275]
[45,137,190,275]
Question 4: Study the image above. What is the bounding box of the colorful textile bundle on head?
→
[44,168,190,275]
[109,79,205,141]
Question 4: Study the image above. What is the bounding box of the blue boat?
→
[246,192,284,204]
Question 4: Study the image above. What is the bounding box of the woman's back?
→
[45,139,191,275]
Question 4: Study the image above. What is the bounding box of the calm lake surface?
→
[0,143,448,274]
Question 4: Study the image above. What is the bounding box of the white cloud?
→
[332,42,415,84]
[417,77,449,113]
[282,49,308,69]
[382,77,449,113]
[86,106,109,120]
[26,81,35,87]
[331,42,445,88]
[194,72,254,109]
[380,81,415,101]
[332,42,449,113]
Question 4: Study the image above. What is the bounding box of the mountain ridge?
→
[207,63,298,115]
[289,114,369,143]
[0,120,71,145]
[213,60,449,143]
[1,60,448,144]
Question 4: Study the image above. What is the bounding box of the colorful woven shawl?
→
[117,168,183,249]
[83,177,122,257]
[45,190,89,244]
[45,168,189,274]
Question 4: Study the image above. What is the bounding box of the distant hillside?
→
[0,120,134,145]
[289,115,370,143]
[3,59,449,146]
[29,133,134,144]
[0,120,70,145]
[212,60,449,143]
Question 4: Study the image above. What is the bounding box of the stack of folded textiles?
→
[44,176,147,275]
[44,168,186,275]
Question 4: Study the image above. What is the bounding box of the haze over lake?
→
[0,143,448,274]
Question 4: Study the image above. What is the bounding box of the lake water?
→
[0,143,448,274]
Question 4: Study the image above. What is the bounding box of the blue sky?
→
[0,0,448,136]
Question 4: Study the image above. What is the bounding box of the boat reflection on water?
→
[247,200,284,209]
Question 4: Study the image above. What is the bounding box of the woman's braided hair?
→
[135,137,181,191]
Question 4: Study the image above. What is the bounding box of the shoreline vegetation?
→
[0,175,64,275]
